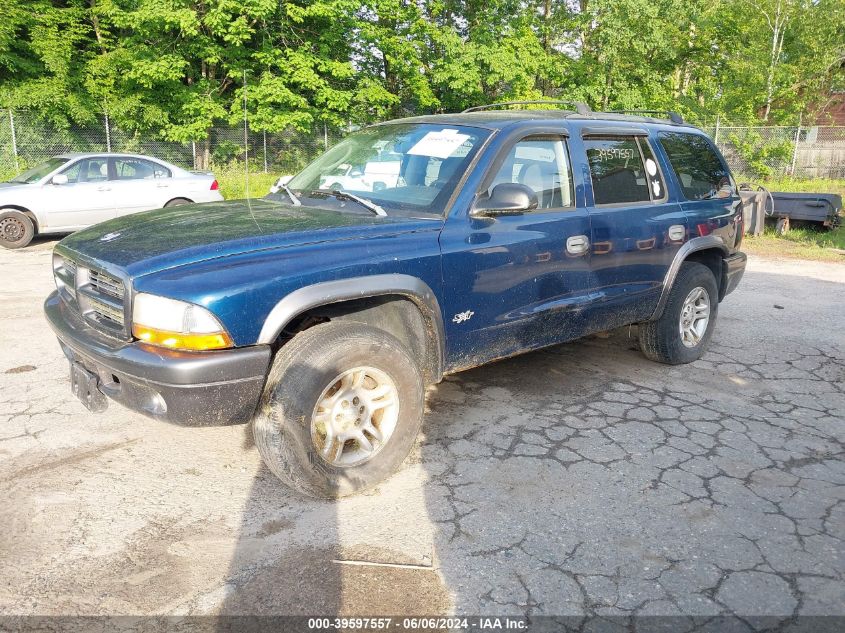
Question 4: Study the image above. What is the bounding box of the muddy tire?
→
[0,210,35,249]
[253,321,425,499]
[639,261,719,365]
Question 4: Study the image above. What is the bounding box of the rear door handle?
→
[566,235,590,255]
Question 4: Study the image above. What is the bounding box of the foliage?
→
[0,0,842,141]
[727,130,794,177]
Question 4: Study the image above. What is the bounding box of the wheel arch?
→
[164,197,194,207]
[650,236,729,321]
[257,274,446,384]
[1,205,39,232]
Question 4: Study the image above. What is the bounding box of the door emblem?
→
[452,310,474,324]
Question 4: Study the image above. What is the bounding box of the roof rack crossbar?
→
[463,100,592,116]
[607,110,684,124]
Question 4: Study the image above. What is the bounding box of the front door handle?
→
[97,186,111,192]
[566,235,590,255]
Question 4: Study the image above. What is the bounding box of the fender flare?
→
[257,273,446,376]
[650,236,729,321]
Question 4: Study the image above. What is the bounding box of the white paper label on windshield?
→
[408,129,471,159]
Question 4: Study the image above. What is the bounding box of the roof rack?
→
[463,100,592,116]
[606,110,685,124]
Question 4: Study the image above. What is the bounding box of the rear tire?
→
[0,210,35,249]
[253,321,425,499]
[639,262,719,365]
[164,198,193,207]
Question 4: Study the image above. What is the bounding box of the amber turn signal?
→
[132,325,233,351]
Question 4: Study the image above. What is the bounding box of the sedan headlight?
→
[132,293,233,351]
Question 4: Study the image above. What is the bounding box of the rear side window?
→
[584,137,661,205]
[658,132,731,200]
[112,158,171,180]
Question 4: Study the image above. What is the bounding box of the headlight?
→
[131,293,233,351]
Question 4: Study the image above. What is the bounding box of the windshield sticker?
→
[408,129,471,159]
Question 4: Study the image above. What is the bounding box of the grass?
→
[742,225,845,262]
[214,164,280,200]
[753,176,845,199]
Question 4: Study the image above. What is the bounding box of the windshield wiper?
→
[310,189,387,217]
[280,182,301,206]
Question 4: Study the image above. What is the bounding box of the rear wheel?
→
[253,321,425,498]
[639,261,719,365]
[164,198,193,207]
[0,210,35,249]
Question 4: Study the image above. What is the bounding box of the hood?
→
[58,199,441,277]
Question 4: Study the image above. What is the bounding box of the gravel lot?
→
[1,238,843,626]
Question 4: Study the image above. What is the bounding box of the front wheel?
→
[639,261,719,365]
[0,210,35,249]
[253,321,425,498]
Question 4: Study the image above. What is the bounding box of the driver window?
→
[63,159,108,183]
[489,136,574,210]
[60,161,84,184]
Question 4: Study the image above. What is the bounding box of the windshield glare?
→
[9,157,69,184]
[284,124,489,215]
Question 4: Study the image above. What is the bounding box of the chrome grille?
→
[89,296,125,325]
[89,269,124,299]
[53,251,130,339]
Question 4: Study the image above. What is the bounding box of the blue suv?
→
[45,103,746,497]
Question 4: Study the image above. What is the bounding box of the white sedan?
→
[0,153,224,249]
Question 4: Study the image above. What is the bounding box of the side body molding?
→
[257,273,446,374]
[649,235,729,321]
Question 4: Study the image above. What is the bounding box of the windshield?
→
[278,123,490,215]
[9,157,69,184]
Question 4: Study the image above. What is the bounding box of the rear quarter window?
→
[658,132,731,200]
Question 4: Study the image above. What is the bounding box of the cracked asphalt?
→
[1,238,843,629]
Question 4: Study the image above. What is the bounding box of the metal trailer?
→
[768,192,842,233]
[739,189,842,235]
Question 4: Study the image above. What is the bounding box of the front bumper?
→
[721,251,747,299]
[45,291,271,426]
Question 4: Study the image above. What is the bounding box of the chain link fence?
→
[2,109,844,182]
[703,123,845,180]
[0,110,340,181]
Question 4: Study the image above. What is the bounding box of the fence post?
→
[713,116,720,144]
[104,112,111,152]
[9,110,18,171]
[192,141,197,170]
[789,113,802,177]
[263,130,268,174]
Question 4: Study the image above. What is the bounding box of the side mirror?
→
[51,174,68,186]
[270,174,294,193]
[471,183,538,217]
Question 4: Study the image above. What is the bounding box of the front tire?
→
[0,210,35,249]
[639,261,719,365]
[253,321,425,498]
